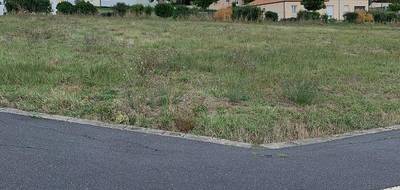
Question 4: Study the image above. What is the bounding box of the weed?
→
[283,80,318,106]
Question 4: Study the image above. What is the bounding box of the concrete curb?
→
[261,125,400,149]
[1,107,399,149]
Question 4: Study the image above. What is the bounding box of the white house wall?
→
[100,0,157,7]
[0,0,5,15]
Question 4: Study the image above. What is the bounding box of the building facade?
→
[0,0,5,15]
[209,0,244,10]
[250,0,369,20]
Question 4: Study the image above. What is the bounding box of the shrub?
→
[113,2,128,17]
[5,0,51,13]
[5,0,20,12]
[343,12,358,23]
[372,11,399,22]
[144,5,153,16]
[56,1,75,14]
[386,12,399,21]
[131,4,144,16]
[321,14,328,23]
[193,0,217,10]
[232,6,262,21]
[280,17,297,22]
[344,11,374,23]
[75,0,97,15]
[100,12,114,17]
[388,1,400,12]
[357,11,374,23]
[154,3,174,18]
[264,11,278,22]
[173,5,190,19]
[297,10,320,20]
[283,80,318,106]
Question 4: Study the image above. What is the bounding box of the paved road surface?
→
[0,112,399,190]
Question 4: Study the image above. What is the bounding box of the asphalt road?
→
[0,112,399,190]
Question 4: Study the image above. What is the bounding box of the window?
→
[354,6,365,11]
[326,5,334,17]
[291,5,297,14]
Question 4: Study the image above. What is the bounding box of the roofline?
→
[250,0,301,6]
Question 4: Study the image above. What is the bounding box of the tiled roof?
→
[249,0,300,6]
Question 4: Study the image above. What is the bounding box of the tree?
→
[113,2,128,17]
[301,0,325,11]
[56,1,76,14]
[154,3,173,17]
[388,0,400,12]
[192,0,218,10]
[75,0,97,15]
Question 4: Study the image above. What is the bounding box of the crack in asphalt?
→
[1,118,161,154]
[0,143,48,151]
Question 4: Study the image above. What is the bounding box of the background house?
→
[370,0,390,9]
[209,0,244,10]
[249,0,369,20]
[53,0,156,7]
[0,0,5,15]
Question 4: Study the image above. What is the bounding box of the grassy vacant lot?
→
[0,16,399,143]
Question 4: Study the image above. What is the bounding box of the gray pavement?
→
[0,112,399,190]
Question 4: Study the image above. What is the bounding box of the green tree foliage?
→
[343,12,358,22]
[264,11,278,21]
[113,2,128,17]
[56,1,75,14]
[131,4,144,16]
[154,3,173,18]
[5,0,51,13]
[297,10,320,20]
[388,0,400,11]
[301,0,325,11]
[75,0,97,15]
[144,5,153,16]
[173,5,191,19]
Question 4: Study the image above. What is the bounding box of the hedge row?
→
[5,0,51,13]
[110,3,153,17]
[56,1,97,15]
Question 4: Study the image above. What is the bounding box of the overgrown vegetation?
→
[232,5,262,21]
[264,11,278,22]
[154,3,174,18]
[344,11,374,23]
[370,10,399,23]
[0,16,399,144]
[297,10,320,20]
[75,0,97,15]
[5,0,51,13]
[131,4,144,16]
[113,2,129,17]
[144,5,153,16]
[173,5,191,19]
[56,1,75,14]
[388,0,400,12]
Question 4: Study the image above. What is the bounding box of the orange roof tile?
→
[249,0,300,6]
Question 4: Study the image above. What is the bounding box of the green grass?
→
[0,15,399,144]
